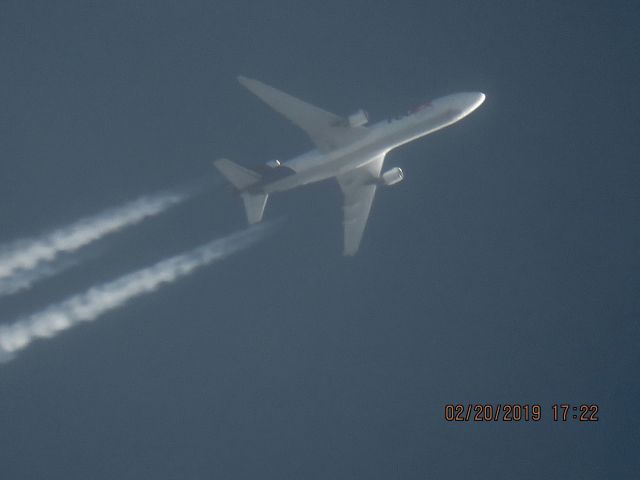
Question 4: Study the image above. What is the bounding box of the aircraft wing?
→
[337,155,385,255]
[238,76,368,152]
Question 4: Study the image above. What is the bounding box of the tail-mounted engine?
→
[380,167,404,186]
[265,159,281,168]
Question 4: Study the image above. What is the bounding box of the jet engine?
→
[348,109,369,127]
[380,167,404,186]
[265,159,281,168]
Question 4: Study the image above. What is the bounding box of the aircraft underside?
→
[213,76,485,255]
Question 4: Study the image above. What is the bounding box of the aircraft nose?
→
[452,92,486,113]
[436,92,485,116]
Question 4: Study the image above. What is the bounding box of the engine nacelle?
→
[265,159,281,168]
[380,167,404,186]
[348,109,369,127]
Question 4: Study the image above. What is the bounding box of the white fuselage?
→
[260,92,485,194]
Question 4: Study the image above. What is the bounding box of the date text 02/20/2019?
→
[443,404,599,422]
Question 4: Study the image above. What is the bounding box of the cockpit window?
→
[388,100,434,122]
[410,101,432,113]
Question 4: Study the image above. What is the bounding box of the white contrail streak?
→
[0,188,191,284]
[0,223,273,363]
[0,256,80,297]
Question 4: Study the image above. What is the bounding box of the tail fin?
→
[213,158,261,190]
[213,158,269,224]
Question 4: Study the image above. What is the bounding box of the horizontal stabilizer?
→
[213,158,261,190]
[241,192,269,224]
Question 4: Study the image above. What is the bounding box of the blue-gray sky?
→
[1,1,639,478]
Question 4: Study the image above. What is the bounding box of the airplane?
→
[214,76,485,255]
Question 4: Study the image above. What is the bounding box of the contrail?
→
[0,188,192,290]
[0,223,273,363]
[0,256,81,297]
